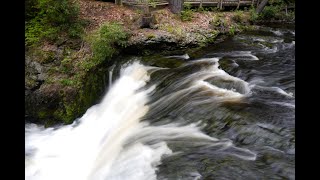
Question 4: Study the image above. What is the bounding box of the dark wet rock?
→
[124,28,221,55]
[25,56,47,90]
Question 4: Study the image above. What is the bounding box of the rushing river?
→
[25,24,295,180]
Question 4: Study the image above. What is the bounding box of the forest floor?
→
[78,0,252,47]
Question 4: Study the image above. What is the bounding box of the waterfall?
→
[25,61,256,180]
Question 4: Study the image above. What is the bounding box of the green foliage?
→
[201,7,219,12]
[249,7,259,22]
[82,22,128,71]
[196,6,205,12]
[25,16,62,46]
[60,78,75,86]
[210,15,225,27]
[232,10,244,23]
[209,15,227,32]
[229,26,236,36]
[60,57,73,73]
[25,0,39,20]
[148,0,157,8]
[25,0,84,46]
[161,25,184,38]
[249,2,295,22]
[269,0,294,5]
[259,6,280,20]
[181,3,194,21]
[285,10,295,21]
[147,33,156,39]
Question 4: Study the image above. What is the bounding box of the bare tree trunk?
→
[256,0,268,14]
[200,0,203,9]
[144,0,150,16]
[115,0,121,5]
[219,0,223,9]
[237,0,240,9]
[285,5,288,15]
[139,0,152,28]
[168,0,184,14]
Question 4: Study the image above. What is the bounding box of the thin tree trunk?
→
[285,5,288,15]
[144,0,150,15]
[256,0,268,14]
[115,0,121,5]
[168,0,184,14]
[237,0,240,9]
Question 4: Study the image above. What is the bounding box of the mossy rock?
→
[25,66,107,126]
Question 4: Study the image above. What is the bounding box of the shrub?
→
[229,26,236,36]
[259,6,280,20]
[249,7,258,22]
[209,15,227,32]
[92,22,128,61]
[232,10,244,23]
[25,0,39,20]
[181,3,194,21]
[81,22,128,71]
[210,15,224,27]
[25,0,84,46]
[197,6,205,12]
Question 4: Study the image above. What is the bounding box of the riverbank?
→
[25,0,294,126]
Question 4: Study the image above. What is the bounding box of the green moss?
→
[51,68,105,124]
[37,110,47,119]
[147,33,156,39]
[25,78,38,89]
[30,48,56,64]
[141,55,184,68]
[60,78,75,86]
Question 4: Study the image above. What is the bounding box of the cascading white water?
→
[25,61,159,180]
[109,70,113,89]
[25,61,256,180]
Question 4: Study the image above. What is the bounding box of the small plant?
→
[232,10,244,23]
[210,15,227,32]
[147,33,156,39]
[210,7,219,12]
[181,3,194,21]
[229,26,236,36]
[165,25,175,34]
[249,6,258,22]
[211,15,224,27]
[60,78,75,86]
[197,6,205,12]
[162,25,184,38]
[60,57,73,73]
